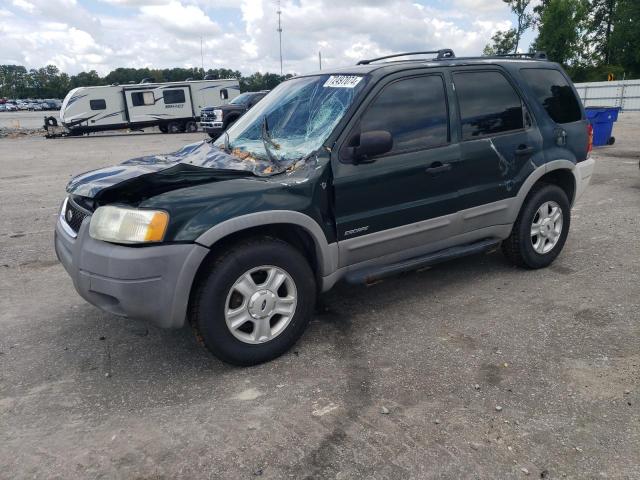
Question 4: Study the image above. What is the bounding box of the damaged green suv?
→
[56,50,595,365]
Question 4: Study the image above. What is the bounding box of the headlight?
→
[213,109,223,121]
[89,206,169,244]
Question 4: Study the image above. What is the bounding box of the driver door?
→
[332,73,463,267]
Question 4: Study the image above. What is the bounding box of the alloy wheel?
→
[530,200,563,254]
[224,266,297,344]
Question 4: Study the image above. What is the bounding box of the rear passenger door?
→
[332,73,462,266]
[452,68,543,230]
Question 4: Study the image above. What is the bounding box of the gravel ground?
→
[0,115,639,479]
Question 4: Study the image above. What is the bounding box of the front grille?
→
[64,198,91,233]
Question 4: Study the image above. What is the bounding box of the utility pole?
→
[200,36,204,77]
[277,1,283,76]
[318,51,322,70]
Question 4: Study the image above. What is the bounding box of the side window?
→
[164,89,185,104]
[520,68,582,124]
[89,99,106,110]
[131,91,154,106]
[454,71,524,140]
[359,75,449,155]
[220,88,228,100]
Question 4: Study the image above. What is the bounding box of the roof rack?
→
[487,51,548,60]
[357,49,455,65]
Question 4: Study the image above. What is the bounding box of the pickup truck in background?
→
[199,90,269,139]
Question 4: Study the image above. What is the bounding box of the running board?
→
[344,238,501,285]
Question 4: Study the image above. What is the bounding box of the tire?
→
[190,237,316,366]
[607,136,615,145]
[502,183,570,269]
[185,121,198,133]
[159,124,168,133]
[168,122,181,134]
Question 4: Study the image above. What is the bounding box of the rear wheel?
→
[502,184,570,269]
[185,121,198,133]
[167,122,181,134]
[159,124,168,133]
[190,237,316,366]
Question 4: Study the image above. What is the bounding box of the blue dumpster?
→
[585,106,620,146]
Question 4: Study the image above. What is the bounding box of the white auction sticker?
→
[323,75,363,88]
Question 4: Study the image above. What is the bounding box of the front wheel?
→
[190,237,316,366]
[502,184,570,269]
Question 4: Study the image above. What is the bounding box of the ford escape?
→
[55,50,595,365]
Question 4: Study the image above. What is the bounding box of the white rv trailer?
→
[58,79,240,134]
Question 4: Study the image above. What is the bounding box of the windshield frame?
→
[214,73,370,167]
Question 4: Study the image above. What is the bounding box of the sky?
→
[0,0,538,76]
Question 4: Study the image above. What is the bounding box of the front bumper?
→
[55,216,209,329]
[199,121,224,137]
[574,157,595,203]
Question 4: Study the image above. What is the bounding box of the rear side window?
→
[89,99,106,110]
[131,91,154,106]
[520,68,582,124]
[359,75,449,154]
[164,89,185,104]
[454,71,524,140]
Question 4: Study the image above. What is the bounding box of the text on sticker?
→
[323,75,363,88]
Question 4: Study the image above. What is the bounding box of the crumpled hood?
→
[66,140,299,201]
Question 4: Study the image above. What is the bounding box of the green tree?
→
[532,0,588,65]
[589,0,617,64]
[483,29,518,55]
[506,0,534,52]
[609,0,640,76]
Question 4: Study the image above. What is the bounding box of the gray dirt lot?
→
[0,115,639,479]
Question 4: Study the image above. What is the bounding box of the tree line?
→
[484,0,639,82]
[0,65,293,99]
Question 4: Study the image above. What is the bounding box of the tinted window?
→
[520,68,582,124]
[454,71,524,139]
[164,89,185,104]
[131,91,154,106]
[89,99,106,110]
[359,75,449,154]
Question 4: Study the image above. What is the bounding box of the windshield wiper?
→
[261,115,281,165]
[223,130,231,154]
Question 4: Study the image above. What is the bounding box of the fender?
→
[195,210,339,276]
[505,159,579,224]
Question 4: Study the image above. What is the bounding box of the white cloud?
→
[139,1,221,37]
[0,0,516,76]
[11,0,36,13]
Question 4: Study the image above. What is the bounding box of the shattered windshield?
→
[214,74,367,175]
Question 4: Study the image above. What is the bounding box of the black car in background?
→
[199,90,269,139]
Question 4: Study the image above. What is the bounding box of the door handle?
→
[425,162,452,175]
[515,145,535,156]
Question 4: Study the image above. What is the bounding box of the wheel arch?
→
[195,211,338,279]
[508,160,578,223]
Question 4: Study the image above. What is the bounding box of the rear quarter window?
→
[520,68,582,124]
[453,70,524,140]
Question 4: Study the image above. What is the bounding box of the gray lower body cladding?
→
[55,218,208,328]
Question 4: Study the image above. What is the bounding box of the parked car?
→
[5,103,17,111]
[55,50,594,366]
[200,90,269,139]
[0,105,6,112]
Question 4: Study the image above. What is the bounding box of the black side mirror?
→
[348,130,393,163]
